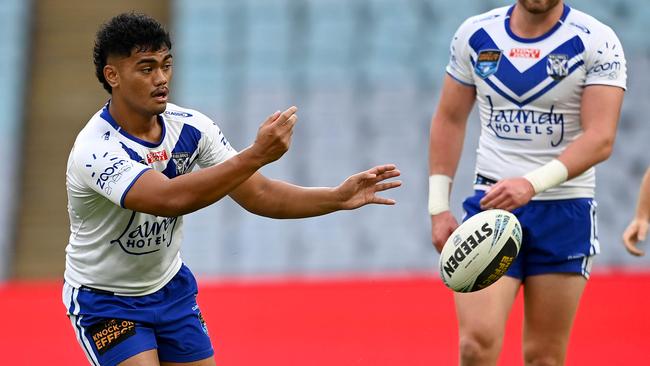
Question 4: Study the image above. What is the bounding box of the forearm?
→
[635,168,650,220]
[429,114,466,176]
[243,179,341,219]
[127,147,264,216]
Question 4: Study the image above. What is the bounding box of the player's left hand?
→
[480,177,534,212]
[622,218,647,256]
[336,164,402,209]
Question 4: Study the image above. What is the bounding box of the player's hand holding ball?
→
[430,211,459,253]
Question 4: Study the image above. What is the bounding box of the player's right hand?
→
[622,218,647,256]
[431,211,458,253]
[250,106,298,165]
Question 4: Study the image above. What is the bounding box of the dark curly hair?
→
[93,13,172,93]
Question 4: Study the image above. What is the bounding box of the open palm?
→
[336,164,401,210]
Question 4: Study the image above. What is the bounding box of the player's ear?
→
[104,64,119,89]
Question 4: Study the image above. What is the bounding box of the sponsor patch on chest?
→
[146,150,169,164]
[509,48,540,59]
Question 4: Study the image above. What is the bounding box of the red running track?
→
[0,272,648,365]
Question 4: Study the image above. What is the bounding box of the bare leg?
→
[118,349,160,366]
[161,356,216,366]
[455,276,522,366]
[522,273,587,366]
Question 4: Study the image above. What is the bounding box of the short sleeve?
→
[584,27,627,90]
[445,18,476,86]
[196,116,237,168]
[72,140,151,207]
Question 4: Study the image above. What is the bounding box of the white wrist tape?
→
[428,175,453,215]
[523,159,568,194]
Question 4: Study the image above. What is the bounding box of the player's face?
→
[108,47,173,116]
[517,0,562,14]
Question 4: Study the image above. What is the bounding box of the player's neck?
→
[509,2,565,39]
[108,97,162,143]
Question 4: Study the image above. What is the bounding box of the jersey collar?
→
[100,101,167,148]
[504,3,570,43]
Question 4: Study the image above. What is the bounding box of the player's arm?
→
[429,74,476,252]
[480,85,624,211]
[622,167,650,256]
[228,165,401,219]
[123,107,298,217]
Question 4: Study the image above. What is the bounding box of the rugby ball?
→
[439,209,522,292]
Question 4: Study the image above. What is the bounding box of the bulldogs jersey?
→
[447,4,627,199]
[65,103,236,295]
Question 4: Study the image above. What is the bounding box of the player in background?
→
[622,167,650,256]
[428,0,625,365]
[63,13,401,366]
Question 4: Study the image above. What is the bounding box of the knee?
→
[459,333,501,362]
[524,356,562,366]
[524,344,565,366]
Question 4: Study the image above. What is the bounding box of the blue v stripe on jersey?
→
[161,124,201,178]
[469,29,585,97]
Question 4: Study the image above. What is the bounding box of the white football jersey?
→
[447,4,626,199]
[65,102,236,295]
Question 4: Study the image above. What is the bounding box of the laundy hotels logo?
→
[486,96,565,147]
[111,213,178,255]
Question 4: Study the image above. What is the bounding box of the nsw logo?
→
[474,50,502,79]
[547,54,569,80]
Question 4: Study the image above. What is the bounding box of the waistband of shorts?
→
[79,285,115,295]
[474,174,497,186]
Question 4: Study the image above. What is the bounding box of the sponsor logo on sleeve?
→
[85,152,134,196]
[146,150,169,164]
[88,319,136,355]
[474,50,502,79]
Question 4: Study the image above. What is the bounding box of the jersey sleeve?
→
[445,17,476,86]
[72,140,152,208]
[584,26,627,90]
[194,114,238,168]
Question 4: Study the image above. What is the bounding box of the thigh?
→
[455,276,522,340]
[155,266,214,363]
[522,274,587,359]
[64,283,158,366]
[160,356,216,366]
[118,349,160,366]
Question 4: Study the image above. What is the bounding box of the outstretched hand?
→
[622,218,647,256]
[335,164,402,210]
